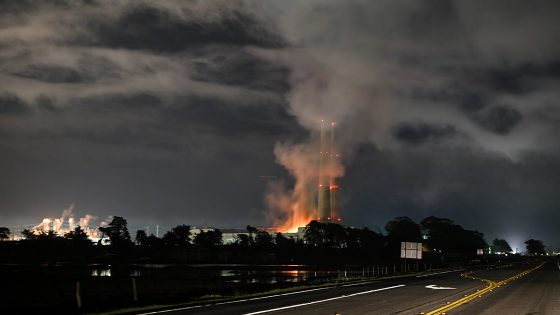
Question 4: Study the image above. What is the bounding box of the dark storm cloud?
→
[75,93,163,113]
[163,95,303,138]
[0,93,28,115]
[12,64,90,83]
[60,126,182,153]
[35,95,58,112]
[265,0,560,247]
[190,50,290,93]
[472,105,523,135]
[90,4,284,53]
[393,122,456,144]
[0,0,296,227]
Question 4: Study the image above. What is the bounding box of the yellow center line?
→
[423,262,545,315]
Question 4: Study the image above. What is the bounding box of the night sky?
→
[1,1,559,250]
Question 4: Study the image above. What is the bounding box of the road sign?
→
[401,242,422,259]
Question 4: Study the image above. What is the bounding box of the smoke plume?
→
[263,0,560,230]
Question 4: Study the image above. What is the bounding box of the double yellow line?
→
[423,262,545,315]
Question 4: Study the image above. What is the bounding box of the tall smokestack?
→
[317,120,331,221]
[329,122,341,222]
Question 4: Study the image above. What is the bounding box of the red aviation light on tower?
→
[328,121,341,223]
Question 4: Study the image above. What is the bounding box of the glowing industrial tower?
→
[317,120,341,223]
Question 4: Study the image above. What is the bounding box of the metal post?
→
[76,281,82,309]
[132,277,138,302]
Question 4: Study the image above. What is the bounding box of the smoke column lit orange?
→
[267,122,344,233]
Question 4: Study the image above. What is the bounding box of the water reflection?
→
[89,265,348,284]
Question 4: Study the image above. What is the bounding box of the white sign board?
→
[401,242,422,259]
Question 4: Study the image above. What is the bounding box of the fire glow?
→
[268,120,344,233]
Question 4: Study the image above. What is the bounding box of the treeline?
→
[0,215,545,264]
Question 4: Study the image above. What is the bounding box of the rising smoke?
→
[262,1,560,230]
[32,204,107,240]
[0,1,559,243]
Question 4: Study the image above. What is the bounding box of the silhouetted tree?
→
[346,227,383,251]
[345,227,362,249]
[458,230,487,255]
[162,225,190,247]
[421,216,454,252]
[275,233,296,248]
[492,238,512,254]
[246,225,258,246]
[421,216,487,256]
[21,229,36,240]
[304,221,347,248]
[304,220,327,247]
[98,216,131,247]
[384,217,422,258]
[255,230,274,248]
[135,230,148,246]
[324,223,347,248]
[385,216,422,242]
[193,229,223,247]
[29,230,59,240]
[64,226,90,243]
[235,234,251,247]
[525,239,545,255]
[0,227,10,240]
[144,234,163,248]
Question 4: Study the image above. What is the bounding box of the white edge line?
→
[140,278,388,315]
[139,286,333,315]
[242,284,406,315]
[415,269,465,278]
[340,280,379,287]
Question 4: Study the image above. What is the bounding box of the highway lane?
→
[139,260,552,315]
[140,268,486,315]
[451,259,560,314]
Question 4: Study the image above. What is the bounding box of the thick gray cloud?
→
[90,4,284,52]
[0,93,28,115]
[0,0,559,249]
[393,122,457,145]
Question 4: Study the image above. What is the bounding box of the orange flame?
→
[266,131,344,233]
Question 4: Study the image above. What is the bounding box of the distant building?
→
[189,226,307,244]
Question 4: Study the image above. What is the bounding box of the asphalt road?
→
[140,259,557,315]
[452,259,560,314]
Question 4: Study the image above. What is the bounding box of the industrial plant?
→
[16,120,344,243]
[317,120,342,223]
